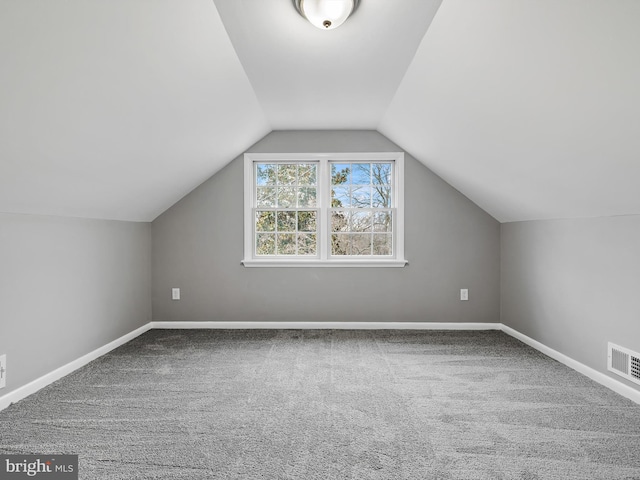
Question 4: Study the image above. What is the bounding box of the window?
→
[243,153,406,267]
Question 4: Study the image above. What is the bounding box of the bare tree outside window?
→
[244,153,404,266]
[331,162,393,256]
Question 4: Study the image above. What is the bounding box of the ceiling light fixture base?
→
[293,0,360,30]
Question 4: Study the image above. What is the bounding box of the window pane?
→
[277,164,296,185]
[371,186,391,208]
[256,164,276,186]
[297,233,317,256]
[331,186,350,207]
[277,187,296,207]
[351,211,371,233]
[256,234,275,255]
[331,211,350,232]
[372,163,391,185]
[331,234,350,256]
[257,187,276,207]
[351,185,371,208]
[297,211,316,232]
[255,211,275,232]
[277,211,296,232]
[298,187,317,207]
[373,211,392,232]
[351,234,372,255]
[277,233,296,255]
[248,156,401,263]
[351,163,371,185]
[298,164,317,185]
[373,234,392,255]
[331,163,351,185]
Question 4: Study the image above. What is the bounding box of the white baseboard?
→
[2,321,638,411]
[150,321,502,330]
[501,325,640,405]
[0,323,152,412]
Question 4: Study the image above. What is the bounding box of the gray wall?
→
[501,216,640,390]
[0,213,152,397]
[152,131,500,323]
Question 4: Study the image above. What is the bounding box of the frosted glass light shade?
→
[295,0,358,30]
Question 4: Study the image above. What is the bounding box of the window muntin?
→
[330,162,394,257]
[254,163,318,257]
[243,153,406,267]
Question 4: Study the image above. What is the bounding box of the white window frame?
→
[242,152,407,267]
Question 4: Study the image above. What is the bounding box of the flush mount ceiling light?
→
[293,0,360,30]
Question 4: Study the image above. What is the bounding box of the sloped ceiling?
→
[380,0,640,222]
[1,0,639,223]
[0,0,269,222]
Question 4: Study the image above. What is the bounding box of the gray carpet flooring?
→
[1,329,639,479]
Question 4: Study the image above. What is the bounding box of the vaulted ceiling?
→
[1,0,639,222]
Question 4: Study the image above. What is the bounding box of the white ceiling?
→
[379,0,640,222]
[1,0,639,223]
[0,0,268,221]
[213,0,442,129]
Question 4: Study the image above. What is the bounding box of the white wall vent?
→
[608,343,640,386]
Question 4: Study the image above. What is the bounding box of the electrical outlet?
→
[172,288,180,300]
[0,355,6,389]
[460,289,469,301]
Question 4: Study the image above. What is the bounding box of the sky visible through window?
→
[330,163,393,256]
[253,162,393,257]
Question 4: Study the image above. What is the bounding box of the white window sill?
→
[241,259,408,268]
